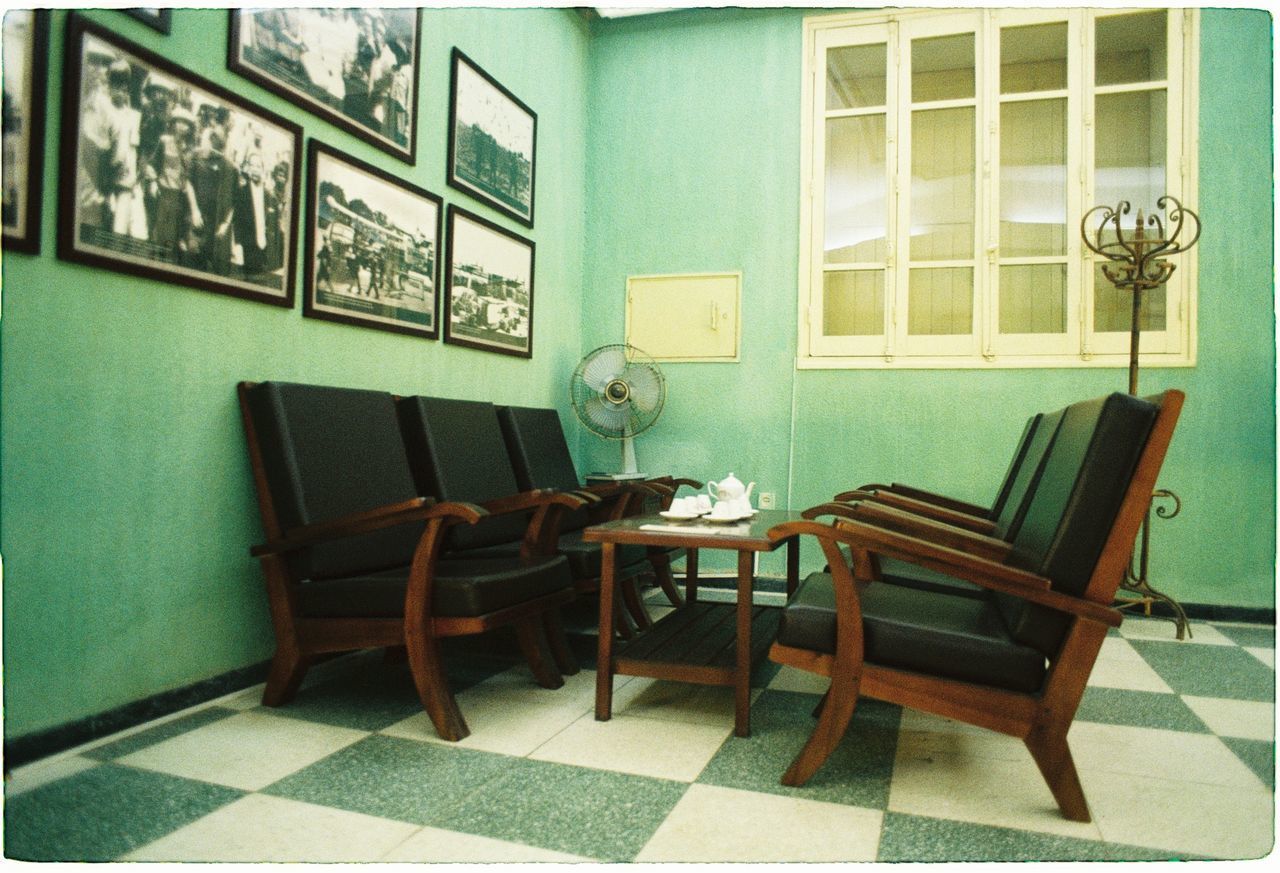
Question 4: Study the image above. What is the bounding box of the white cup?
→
[710,501,738,519]
[694,494,712,513]
[669,497,690,514]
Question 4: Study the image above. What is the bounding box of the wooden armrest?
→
[858,482,990,518]
[803,501,862,521]
[849,502,1010,562]
[480,488,590,516]
[252,497,482,557]
[766,519,1121,627]
[863,491,998,535]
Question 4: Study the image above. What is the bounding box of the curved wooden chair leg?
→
[614,597,636,640]
[782,678,859,786]
[541,609,579,676]
[406,631,469,741]
[262,648,313,707]
[621,576,652,630]
[649,552,685,607]
[1025,728,1091,822]
[515,617,565,689]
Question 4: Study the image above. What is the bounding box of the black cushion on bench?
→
[295,554,573,619]
[776,571,1048,693]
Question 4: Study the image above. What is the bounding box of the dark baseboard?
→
[3,660,272,773]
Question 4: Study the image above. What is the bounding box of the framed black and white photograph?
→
[444,205,534,358]
[58,15,302,307]
[304,139,442,339]
[123,9,172,35]
[3,9,50,254]
[229,8,421,164]
[447,49,536,228]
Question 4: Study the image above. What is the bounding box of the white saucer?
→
[704,513,747,523]
[659,510,700,520]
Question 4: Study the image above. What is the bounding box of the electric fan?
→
[570,343,666,476]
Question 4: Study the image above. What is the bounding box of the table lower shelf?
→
[611,600,782,685]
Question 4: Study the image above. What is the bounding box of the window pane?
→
[999,264,1067,334]
[1094,90,1166,238]
[825,114,887,263]
[912,33,974,102]
[908,267,972,335]
[827,43,887,110]
[823,270,884,336]
[1093,262,1166,332]
[1000,99,1066,257]
[910,107,974,261]
[1001,22,1067,93]
[1096,11,1167,86]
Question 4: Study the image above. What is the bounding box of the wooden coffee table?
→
[582,509,805,737]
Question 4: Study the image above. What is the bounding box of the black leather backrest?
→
[243,381,422,579]
[988,414,1042,522]
[998,393,1158,654]
[992,410,1063,540]
[397,396,528,551]
[497,405,590,534]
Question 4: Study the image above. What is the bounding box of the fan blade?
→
[622,365,664,414]
[579,346,629,392]
[583,394,631,436]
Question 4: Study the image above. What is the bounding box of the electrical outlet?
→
[758,491,776,509]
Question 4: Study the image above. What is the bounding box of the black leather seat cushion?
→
[776,572,1048,693]
[295,554,573,619]
[441,531,649,581]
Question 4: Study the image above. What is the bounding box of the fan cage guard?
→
[570,343,666,441]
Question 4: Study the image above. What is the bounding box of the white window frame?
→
[798,7,1199,370]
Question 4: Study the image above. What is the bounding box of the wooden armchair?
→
[238,381,578,742]
[496,404,703,619]
[766,390,1183,822]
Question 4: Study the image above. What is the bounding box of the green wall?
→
[1,7,590,739]
[583,8,1276,593]
[2,6,1274,744]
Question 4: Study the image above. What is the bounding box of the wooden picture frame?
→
[2,9,50,254]
[444,204,535,358]
[58,14,302,307]
[447,48,536,228]
[228,8,422,164]
[123,9,172,35]
[303,139,442,339]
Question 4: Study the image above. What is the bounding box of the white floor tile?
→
[1086,769,1276,859]
[636,783,882,862]
[1086,651,1174,692]
[1180,695,1275,741]
[1245,647,1274,669]
[888,745,1105,840]
[529,711,730,781]
[122,794,419,862]
[380,825,591,862]
[610,677,745,726]
[1069,721,1266,788]
[767,664,832,695]
[116,710,367,791]
[4,754,99,797]
[1119,618,1233,645]
[210,685,267,710]
[895,709,1029,763]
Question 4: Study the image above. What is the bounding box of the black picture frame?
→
[447,48,537,228]
[58,14,302,308]
[303,139,443,340]
[2,9,50,254]
[444,204,535,359]
[123,9,172,35]
[228,8,422,165]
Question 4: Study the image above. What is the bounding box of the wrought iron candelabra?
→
[1081,195,1201,639]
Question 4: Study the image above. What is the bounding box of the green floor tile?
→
[1212,623,1275,649]
[877,812,1194,862]
[696,688,900,809]
[81,707,239,761]
[1076,686,1210,732]
[1221,736,1275,790]
[437,757,688,861]
[1129,640,1276,701]
[2,763,243,861]
[262,733,511,824]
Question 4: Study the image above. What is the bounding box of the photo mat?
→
[2,9,50,253]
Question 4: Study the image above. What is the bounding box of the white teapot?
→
[707,472,755,504]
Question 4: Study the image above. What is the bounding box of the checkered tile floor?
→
[3,596,1274,862]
